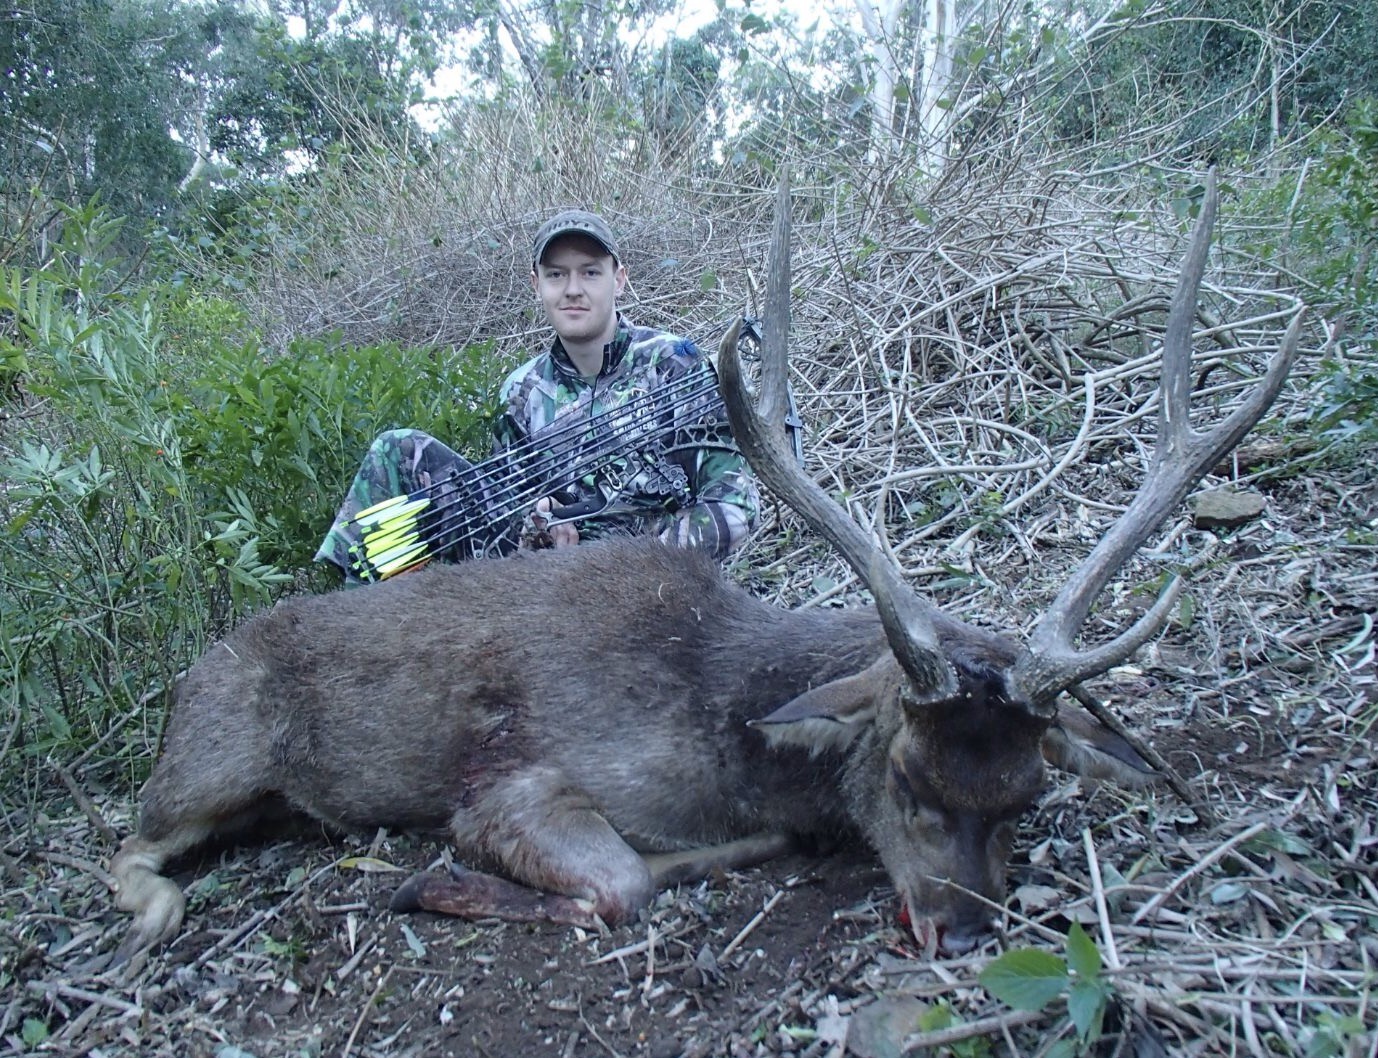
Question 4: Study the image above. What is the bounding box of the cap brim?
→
[533,228,619,265]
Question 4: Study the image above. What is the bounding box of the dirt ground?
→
[5,464,1376,1058]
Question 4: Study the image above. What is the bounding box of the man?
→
[315,208,761,583]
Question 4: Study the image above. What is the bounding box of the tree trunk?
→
[916,0,955,175]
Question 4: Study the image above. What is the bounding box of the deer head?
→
[718,170,1303,950]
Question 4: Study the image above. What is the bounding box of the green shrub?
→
[1313,101,1378,325]
[0,204,498,778]
[175,332,501,572]
[1299,100,1378,451]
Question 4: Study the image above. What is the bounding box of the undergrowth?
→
[0,203,500,790]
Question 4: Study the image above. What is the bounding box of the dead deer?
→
[109,171,1301,964]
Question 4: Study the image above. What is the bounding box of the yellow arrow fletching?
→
[360,521,421,559]
[358,524,424,564]
[348,536,428,581]
[353,495,431,530]
[346,495,435,581]
[353,493,407,521]
[375,543,429,577]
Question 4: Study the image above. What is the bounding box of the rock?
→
[1192,488,1265,530]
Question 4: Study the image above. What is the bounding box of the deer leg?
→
[109,761,278,964]
[389,863,602,928]
[392,831,800,928]
[109,828,204,965]
[392,833,801,928]
[395,764,655,929]
[643,832,797,887]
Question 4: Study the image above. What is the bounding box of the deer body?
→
[115,536,1119,960]
[115,538,989,955]
[159,538,884,842]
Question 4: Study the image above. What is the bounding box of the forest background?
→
[2,0,1377,1053]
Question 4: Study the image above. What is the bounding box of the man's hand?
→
[521,497,580,550]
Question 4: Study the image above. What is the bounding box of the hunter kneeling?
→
[316,208,761,583]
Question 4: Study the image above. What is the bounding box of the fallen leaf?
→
[339,856,404,873]
[846,996,926,1058]
[1012,884,1062,912]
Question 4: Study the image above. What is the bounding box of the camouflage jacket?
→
[495,318,760,557]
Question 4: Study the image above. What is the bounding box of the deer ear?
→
[1041,706,1157,786]
[750,654,897,754]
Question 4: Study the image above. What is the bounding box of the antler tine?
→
[718,172,958,699]
[1013,169,1304,706]
[756,170,793,435]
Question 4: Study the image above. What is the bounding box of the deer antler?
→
[720,168,1302,720]
[1010,169,1305,707]
[717,172,958,701]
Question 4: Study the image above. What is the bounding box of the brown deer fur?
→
[110,537,1143,962]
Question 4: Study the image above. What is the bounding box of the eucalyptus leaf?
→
[1209,880,1250,904]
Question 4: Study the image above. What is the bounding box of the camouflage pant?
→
[315,429,474,583]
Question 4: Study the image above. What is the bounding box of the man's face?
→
[532,235,626,349]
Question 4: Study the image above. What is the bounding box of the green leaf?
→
[1243,828,1313,857]
[1067,980,1107,1041]
[1065,921,1102,979]
[22,1018,49,1047]
[917,1001,956,1031]
[979,949,1068,1011]
[40,701,72,742]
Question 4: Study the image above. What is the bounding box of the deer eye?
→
[888,759,945,831]
[888,757,917,806]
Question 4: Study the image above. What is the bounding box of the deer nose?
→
[944,895,999,952]
[902,902,994,956]
[903,900,995,955]
[936,922,985,955]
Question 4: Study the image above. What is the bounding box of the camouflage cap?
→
[532,209,621,267]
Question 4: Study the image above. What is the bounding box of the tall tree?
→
[0,0,472,249]
[1047,0,1378,157]
[446,0,683,103]
[194,0,470,181]
[639,32,723,159]
[0,0,207,223]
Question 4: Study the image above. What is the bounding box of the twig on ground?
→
[1081,827,1121,970]
[340,965,391,1058]
[1130,821,1272,925]
[51,763,118,847]
[901,1008,1044,1052]
[720,889,786,962]
[24,979,141,1017]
